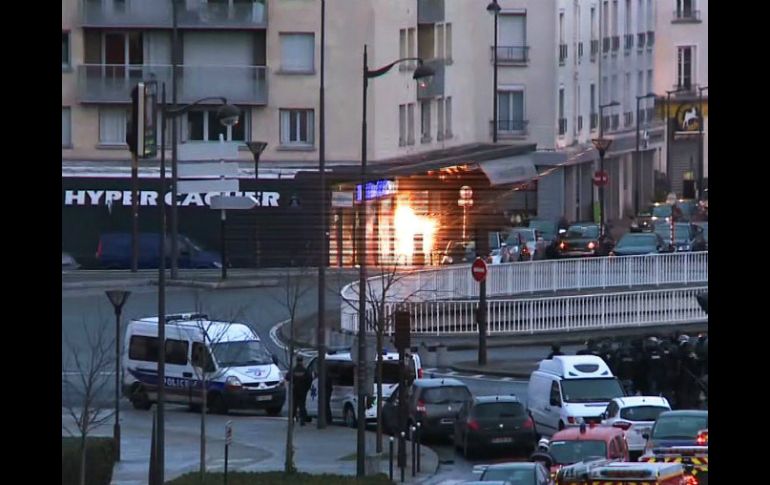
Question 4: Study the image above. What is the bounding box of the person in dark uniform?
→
[615,340,636,395]
[324,365,335,424]
[645,337,666,396]
[547,343,564,359]
[287,355,311,425]
[576,339,597,355]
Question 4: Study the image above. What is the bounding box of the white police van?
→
[122,313,285,415]
[303,349,422,427]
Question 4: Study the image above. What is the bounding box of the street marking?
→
[269,319,289,351]
[500,377,514,381]
[471,374,485,378]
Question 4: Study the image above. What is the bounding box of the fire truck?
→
[639,446,708,485]
[556,460,688,485]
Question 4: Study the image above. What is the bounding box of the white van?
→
[303,350,422,427]
[527,355,625,436]
[122,313,285,415]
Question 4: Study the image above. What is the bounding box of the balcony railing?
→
[418,0,444,23]
[624,34,634,51]
[647,31,655,48]
[590,113,598,131]
[77,64,268,105]
[558,118,567,136]
[559,44,568,65]
[491,45,529,64]
[602,115,610,132]
[417,60,444,99]
[491,119,528,135]
[590,39,599,60]
[611,114,620,130]
[637,32,646,49]
[81,0,268,28]
[603,37,611,53]
[611,36,620,52]
[624,112,633,127]
[673,9,701,22]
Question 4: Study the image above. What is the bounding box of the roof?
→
[613,396,671,408]
[552,425,625,442]
[537,355,613,379]
[413,377,466,388]
[130,315,257,343]
[657,410,708,418]
[474,395,521,405]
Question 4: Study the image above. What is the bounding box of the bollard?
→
[416,422,422,472]
[411,425,416,477]
[389,436,394,481]
[400,432,406,483]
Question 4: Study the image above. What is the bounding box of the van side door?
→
[305,358,319,417]
[546,380,564,432]
[164,338,191,405]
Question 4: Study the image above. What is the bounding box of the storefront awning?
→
[476,154,538,186]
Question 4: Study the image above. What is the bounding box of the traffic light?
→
[127,82,158,158]
[394,309,411,351]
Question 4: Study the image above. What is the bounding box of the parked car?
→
[556,223,614,258]
[610,233,671,256]
[453,395,538,458]
[652,222,707,252]
[97,232,222,269]
[600,396,671,460]
[382,378,472,440]
[630,206,655,233]
[440,241,477,265]
[476,462,550,484]
[62,252,80,271]
[640,409,708,456]
[528,218,569,259]
[693,222,708,250]
[506,228,543,261]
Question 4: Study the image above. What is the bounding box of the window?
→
[420,100,431,143]
[436,24,445,60]
[637,0,644,31]
[186,108,247,142]
[437,97,444,140]
[625,0,632,34]
[445,97,452,137]
[559,12,565,44]
[165,339,189,365]
[612,0,618,36]
[407,103,415,145]
[550,381,562,406]
[62,32,71,69]
[591,7,597,39]
[445,23,452,62]
[280,109,314,146]
[676,0,694,18]
[646,0,653,30]
[677,46,694,89]
[129,336,160,362]
[62,107,71,148]
[280,33,315,73]
[647,69,653,95]
[399,29,407,62]
[499,14,527,62]
[638,70,644,96]
[498,89,525,132]
[558,87,566,135]
[407,28,416,68]
[192,342,216,372]
[398,104,406,146]
[99,107,128,146]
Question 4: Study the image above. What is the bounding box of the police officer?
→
[660,335,679,406]
[676,336,699,409]
[287,355,312,425]
[547,343,564,359]
[577,339,598,355]
[644,337,666,396]
[615,340,636,395]
[598,339,615,373]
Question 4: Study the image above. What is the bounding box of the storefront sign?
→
[355,179,397,202]
[63,189,281,208]
[331,191,355,208]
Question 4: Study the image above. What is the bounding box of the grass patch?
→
[62,437,115,485]
[166,471,393,485]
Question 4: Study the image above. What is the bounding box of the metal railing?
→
[492,46,529,64]
[492,119,528,135]
[341,252,708,334]
[77,64,268,105]
[590,39,599,60]
[637,32,646,49]
[81,0,268,28]
[602,37,611,53]
[624,34,634,51]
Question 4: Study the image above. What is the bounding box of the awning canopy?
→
[476,154,538,186]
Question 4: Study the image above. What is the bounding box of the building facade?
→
[654,0,708,198]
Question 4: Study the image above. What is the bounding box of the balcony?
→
[624,34,634,51]
[672,9,701,23]
[637,32,646,50]
[611,36,620,52]
[624,112,633,128]
[491,119,528,137]
[590,113,598,131]
[418,0,444,24]
[558,118,567,136]
[611,114,620,130]
[559,44,568,65]
[647,31,655,48]
[491,45,529,65]
[417,60,444,99]
[602,37,611,54]
[81,0,268,29]
[590,39,599,61]
[77,64,268,105]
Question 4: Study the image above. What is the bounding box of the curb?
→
[165,278,280,289]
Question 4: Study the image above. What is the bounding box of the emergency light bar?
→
[652,446,708,456]
[599,469,653,478]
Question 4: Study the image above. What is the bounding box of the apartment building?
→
[654,0,708,198]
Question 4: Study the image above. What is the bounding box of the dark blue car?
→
[96,233,221,269]
[642,409,708,453]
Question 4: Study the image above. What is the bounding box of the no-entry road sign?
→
[471,258,488,283]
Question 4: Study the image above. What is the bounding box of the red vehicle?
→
[556,459,688,485]
[534,423,629,480]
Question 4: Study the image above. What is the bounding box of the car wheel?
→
[208,393,228,415]
[130,385,151,410]
[344,405,357,428]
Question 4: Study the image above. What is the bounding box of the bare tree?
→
[62,320,116,485]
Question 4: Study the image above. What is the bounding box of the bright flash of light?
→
[394,203,437,264]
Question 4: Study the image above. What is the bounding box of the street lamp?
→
[487,0,501,142]
[665,87,689,196]
[167,97,241,277]
[357,45,434,477]
[697,86,708,200]
[246,141,268,181]
[105,289,131,462]
[635,92,657,214]
[593,101,619,235]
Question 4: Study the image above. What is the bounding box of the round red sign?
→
[471,258,488,283]
[593,170,609,187]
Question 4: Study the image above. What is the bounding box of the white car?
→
[600,396,671,457]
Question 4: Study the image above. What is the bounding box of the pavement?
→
[62,406,439,484]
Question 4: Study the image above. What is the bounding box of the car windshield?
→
[549,440,607,465]
[211,340,273,367]
[652,205,672,217]
[654,224,690,241]
[472,402,526,419]
[422,386,471,404]
[652,415,708,440]
[620,405,670,422]
[507,230,535,244]
[529,221,556,240]
[560,378,625,403]
[566,225,599,239]
[481,468,534,483]
[616,234,657,249]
